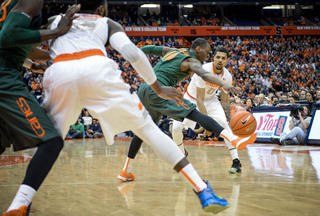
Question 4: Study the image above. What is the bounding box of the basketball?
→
[230,111,257,137]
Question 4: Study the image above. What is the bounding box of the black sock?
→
[127,135,143,159]
[186,110,224,135]
[22,136,63,190]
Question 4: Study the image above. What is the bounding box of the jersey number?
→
[0,0,12,22]
[162,48,190,61]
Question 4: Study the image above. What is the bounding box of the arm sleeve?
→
[140,45,164,56]
[0,12,41,47]
[109,32,157,85]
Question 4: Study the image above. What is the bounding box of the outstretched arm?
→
[108,19,182,105]
[140,45,174,57]
[0,1,80,47]
[221,90,231,122]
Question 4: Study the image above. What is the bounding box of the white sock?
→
[7,184,36,211]
[220,129,237,143]
[180,164,207,192]
[223,136,239,160]
[122,157,134,173]
[229,149,239,160]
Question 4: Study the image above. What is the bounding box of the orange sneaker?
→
[231,133,257,150]
[117,170,135,182]
[2,206,28,216]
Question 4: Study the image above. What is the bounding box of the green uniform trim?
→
[0,12,41,47]
[140,45,164,57]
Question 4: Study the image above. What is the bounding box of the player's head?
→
[213,46,229,71]
[78,0,107,16]
[190,38,211,63]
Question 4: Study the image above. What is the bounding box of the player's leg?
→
[172,119,196,156]
[1,87,64,215]
[172,120,185,152]
[186,109,257,150]
[207,102,241,173]
[117,135,143,182]
[133,120,230,214]
[280,127,304,145]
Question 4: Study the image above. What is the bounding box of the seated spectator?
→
[316,90,320,103]
[278,106,312,145]
[82,110,93,131]
[271,96,280,106]
[256,93,269,107]
[289,94,299,105]
[306,92,315,103]
[86,118,104,138]
[299,90,307,100]
[66,117,85,139]
[245,98,254,113]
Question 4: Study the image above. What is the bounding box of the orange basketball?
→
[230,111,257,137]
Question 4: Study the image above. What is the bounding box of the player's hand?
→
[221,83,239,96]
[56,4,81,36]
[157,86,183,106]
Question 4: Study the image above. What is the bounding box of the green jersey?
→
[0,0,40,69]
[154,48,195,86]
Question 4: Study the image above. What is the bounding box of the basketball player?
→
[0,1,80,215]
[171,46,242,173]
[42,0,230,214]
[117,41,257,181]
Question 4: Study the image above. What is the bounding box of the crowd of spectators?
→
[22,31,320,140]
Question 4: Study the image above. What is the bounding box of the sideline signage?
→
[306,103,320,145]
[125,26,320,37]
[252,106,291,143]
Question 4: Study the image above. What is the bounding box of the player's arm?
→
[27,45,51,60]
[140,45,175,57]
[221,90,231,122]
[0,1,80,47]
[23,59,48,74]
[196,87,207,115]
[107,19,182,105]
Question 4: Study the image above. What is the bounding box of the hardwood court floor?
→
[1,137,320,216]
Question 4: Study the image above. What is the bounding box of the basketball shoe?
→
[228,158,242,173]
[194,180,229,214]
[1,205,28,216]
[231,132,257,150]
[117,170,135,182]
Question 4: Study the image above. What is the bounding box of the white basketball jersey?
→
[49,14,109,59]
[186,62,232,101]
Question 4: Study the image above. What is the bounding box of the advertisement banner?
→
[124,26,276,36]
[282,26,320,36]
[124,26,320,37]
[252,109,291,143]
[307,105,320,145]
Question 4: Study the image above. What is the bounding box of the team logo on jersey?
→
[241,115,251,124]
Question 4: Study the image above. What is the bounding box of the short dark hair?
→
[78,0,105,12]
[190,38,209,49]
[214,46,229,58]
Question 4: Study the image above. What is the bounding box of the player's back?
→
[0,0,32,69]
[49,14,109,59]
[153,48,195,87]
